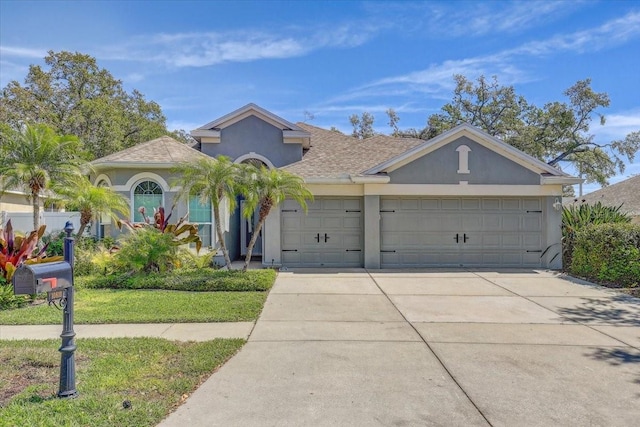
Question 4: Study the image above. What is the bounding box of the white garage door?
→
[380,197,544,268]
[281,197,363,267]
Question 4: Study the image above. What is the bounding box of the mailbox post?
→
[11,221,78,398]
[58,221,77,398]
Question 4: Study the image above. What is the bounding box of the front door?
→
[240,200,262,257]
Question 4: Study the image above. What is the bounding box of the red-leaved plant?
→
[0,219,63,281]
[117,204,202,252]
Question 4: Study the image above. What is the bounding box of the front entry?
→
[240,200,262,257]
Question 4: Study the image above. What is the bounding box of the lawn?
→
[0,338,244,427]
[0,269,277,324]
[0,289,268,324]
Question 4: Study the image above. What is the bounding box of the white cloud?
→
[101,22,381,68]
[0,46,47,58]
[513,10,640,56]
[363,0,582,38]
[439,0,574,37]
[592,109,640,141]
[330,11,640,105]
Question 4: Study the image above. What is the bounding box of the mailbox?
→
[12,261,73,295]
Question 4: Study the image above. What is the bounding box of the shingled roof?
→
[282,123,425,179]
[567,175,640,217]
[92,136,210,167]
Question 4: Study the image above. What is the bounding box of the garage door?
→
[281,197,363,267]
[380,197,544,268]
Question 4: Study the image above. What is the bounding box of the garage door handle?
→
[463,233,469,243]
[346,249,361,252]
[454,234,459,243]
[381,250,396,253]
[324,233,330,242]
[282,249,298,252]
[315,233,320,243]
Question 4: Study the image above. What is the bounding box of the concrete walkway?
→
[159,269,640,427]
[0,322,254,341]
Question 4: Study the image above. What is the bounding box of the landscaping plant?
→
[0,219,62,281]
[571,223,640,287]
[172,156,240,270]
[239,164,312,271]
[561,202,631,269]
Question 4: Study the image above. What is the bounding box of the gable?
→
[199,115,303,167]
[388,136,541,185]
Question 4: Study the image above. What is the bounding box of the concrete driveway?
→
[160,269,640,427]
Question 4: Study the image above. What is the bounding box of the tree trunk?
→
[76,209,92,237]
[242,218,265,272]
[32,193,40,231]
[243,207,270,272]
[213,203,232,270]
[76,222,87,238]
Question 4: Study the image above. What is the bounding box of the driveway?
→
[160,269,640,427]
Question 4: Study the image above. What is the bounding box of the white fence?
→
[1,211,83,235]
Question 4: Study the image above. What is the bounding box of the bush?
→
[41,231,65,257]
[176,249,218,270]
[0,277,29,310]
[571,223,640,287]
[113,227,179,273]
[77,269,276,292]
[562,202,631,269]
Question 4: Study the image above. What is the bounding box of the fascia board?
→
[350,175,390,184]
[191,129,221,138]
[541,176,584,185]
[283,130,312,138]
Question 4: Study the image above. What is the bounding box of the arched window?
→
[133,181,163,222]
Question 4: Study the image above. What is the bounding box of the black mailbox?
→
[12,261,73,295]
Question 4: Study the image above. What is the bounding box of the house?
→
[567,175,640,223]
[90,103,581,269]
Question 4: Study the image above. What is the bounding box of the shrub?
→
[78,269,276,292]
[0,219,62,281]
[40,231,65,256]
[571,223,640,287]
[113,227,180,273]
[177,249,218,270]
[562,202,631,269]
[0,277,29,310]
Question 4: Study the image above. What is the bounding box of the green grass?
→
[0,337,244,427]
[0,289,268,325]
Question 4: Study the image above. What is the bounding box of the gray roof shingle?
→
[567,175,640,216]
[282,123,425,178]
[92,136,210,165]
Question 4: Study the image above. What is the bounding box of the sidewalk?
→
[0,322,254,341]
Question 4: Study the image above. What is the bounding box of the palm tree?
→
[173,156,240,270]
[55,176,130,237]
[240,165,313,272]
[0,124,85,230]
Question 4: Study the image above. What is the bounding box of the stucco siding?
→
[389,136,540,185]
[201,115,302,167]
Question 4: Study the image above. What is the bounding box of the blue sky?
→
[1,0,639,194]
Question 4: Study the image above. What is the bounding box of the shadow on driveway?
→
[556,295,640,326]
